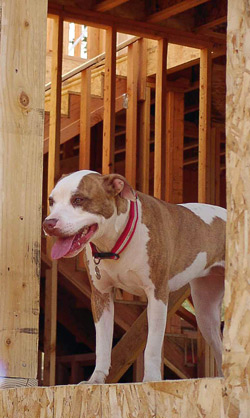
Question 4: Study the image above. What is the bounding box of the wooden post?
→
[154,39,168,199]
[87,27,105,59]
[79,69,91,170]
[102,27,116,175]
[0,0,47,386]
[63,22,70,56]
[47,15,63,205]
[198,48,212,203]
[197,47,214,376]
[74,24,82,57]
[44,15,63,387]
[165,91,184,203]
[125,42,138,188]
[223,0,250,413]
[138,87,151,194]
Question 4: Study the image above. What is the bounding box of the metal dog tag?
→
[95,265,101,280]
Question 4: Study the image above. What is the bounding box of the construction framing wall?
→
[0,0,249,416]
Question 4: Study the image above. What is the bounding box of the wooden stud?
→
[154,39,168,199]
[47,15,63,207]
[79,69,91,170]
[74,24,82,57]
[148,0,210,23]
[43,267,58,386]
[87,27,105,59]
[0,0,47,382]
[165,91,184,203]
[45,15,63,387]
[125,42,138,188]
[138,87,151,194]
[63,22,70,56]
[137,38,147,102]
[198,48,212,203]
[102,27,116,175]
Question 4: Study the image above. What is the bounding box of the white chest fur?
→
[85,200,153,297]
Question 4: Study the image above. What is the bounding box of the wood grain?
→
[0,0,47,380]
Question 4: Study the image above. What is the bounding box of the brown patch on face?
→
[139,192,226,304]
[83,249,111,323]
[74,174,114,219]
[74,173,128,218]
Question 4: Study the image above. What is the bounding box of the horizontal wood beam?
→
[94,0,129,12]
[196,16,227,32]
[48,4,224,48]
[148,0,210,23]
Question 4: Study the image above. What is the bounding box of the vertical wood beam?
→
[63,22,70,56]
[126,42,138,188]
[137,39,147,102]
[45,15,63,387]
[165,91,184,203]
[47,15,63,204]
[0,0,47,384]
[138,87,151,194]
[79,69,91,170]
[87,27,106,59]
[74,24,82,57]
[102,27,116,175]
[198,48,212,204]
[43,267,57,386]
[154,39,168,199]
[223,0,250,413]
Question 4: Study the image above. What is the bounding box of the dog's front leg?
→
[143,289,168,382]
[88,286,114,384]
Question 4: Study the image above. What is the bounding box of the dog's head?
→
[43,170,136,260]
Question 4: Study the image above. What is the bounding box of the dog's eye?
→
[72,197,84,206]
[49,197,54,207]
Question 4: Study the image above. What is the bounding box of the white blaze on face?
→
[50,170,99,205]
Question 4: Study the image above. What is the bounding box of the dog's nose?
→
[43,218,58,235]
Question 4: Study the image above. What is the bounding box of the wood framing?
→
[125,42,138,188]
[0,0,47,382]
[44,15,63,387]
[79,69,91,170]
[94,0,129,12]
[198,47,212,203]
[148,0,210,23]
[154,38,168,199]
[138,87,151,194]
[165,91,184,203]
[47,15,63,202]
[102,27,116,174]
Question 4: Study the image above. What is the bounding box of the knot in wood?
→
[24,20,29,28]
[19,91,29,107]
[6,338,11,346]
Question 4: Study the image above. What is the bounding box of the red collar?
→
[90,197,139,263]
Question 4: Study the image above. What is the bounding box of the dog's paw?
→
[78,370,106,385]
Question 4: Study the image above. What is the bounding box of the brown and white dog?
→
[43,170,226,383]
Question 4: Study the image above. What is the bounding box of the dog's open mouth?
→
[51,223,98,260]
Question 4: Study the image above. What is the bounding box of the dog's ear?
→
[102,174,136,201]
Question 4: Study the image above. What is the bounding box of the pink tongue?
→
[51,235,76,260]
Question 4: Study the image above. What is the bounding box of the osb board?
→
[0,379,226,418]
[223,0,250,417]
